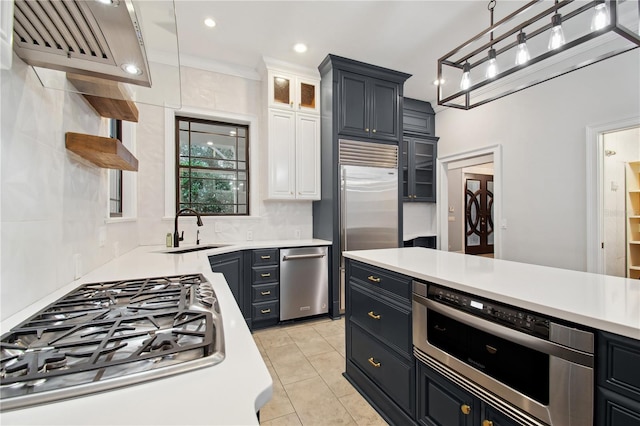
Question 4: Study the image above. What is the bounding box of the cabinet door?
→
[402,138,410,200]
[268,109,296,199]
[268,71,295,110]
[296,77,320,114]
[0,0,13,70]
[417,363,475,426]
[413,138,436,202]
[369,78,399,142]
[209,252,245,317]
[339,71,369,138]
[295,113,321,199]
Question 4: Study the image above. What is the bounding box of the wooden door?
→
[465,173,494,255]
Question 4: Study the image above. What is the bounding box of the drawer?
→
[350,325,414,414]
[252,249,279,266]
[598,331,640,402]
[350,285,411,354]
[252,283,279,303]
[253,301,279,321]
[350,261,411,300]
[252,265,279,285]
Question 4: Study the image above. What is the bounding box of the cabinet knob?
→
[367,275,381,283]
[261,255,271,260]
[460,404,471,415]
[261,273,271,278]
[290,101,294,107]
[261,290,271,296]
[367,357,381,368]
[261,308,271,314]
[482,421,494,426]
[365,128,369,132]
[372,129,377,133]
[367,311,381,320]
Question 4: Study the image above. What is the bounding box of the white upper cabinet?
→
[1,0,14,70]
[268,70,320,114]
[263,61,321,201]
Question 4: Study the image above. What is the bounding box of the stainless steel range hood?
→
[12,0,181,108]
[13,0,151,86]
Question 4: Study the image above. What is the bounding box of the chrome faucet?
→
[174,208,203,247]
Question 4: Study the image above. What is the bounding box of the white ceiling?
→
[167,1,523,104]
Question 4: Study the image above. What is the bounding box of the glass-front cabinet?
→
[268,70,319,114]
[403,136,437,202]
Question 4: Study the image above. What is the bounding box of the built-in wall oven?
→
[412,280,594,426]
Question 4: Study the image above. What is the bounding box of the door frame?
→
[437,144,503,259]
[586,116,640,274]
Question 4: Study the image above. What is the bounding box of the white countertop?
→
[343,247,640,340]
[1,239,330,425]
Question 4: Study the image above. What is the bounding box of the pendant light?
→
[591,0,610,31]
[485,1,499,79]
[460,62,471,91]
[548,1,566,51]
[515,32,530,65]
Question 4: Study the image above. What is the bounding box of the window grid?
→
[175,116,249,216]
[109,119,123,218]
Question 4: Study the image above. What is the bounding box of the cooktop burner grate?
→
[0,274,224,411]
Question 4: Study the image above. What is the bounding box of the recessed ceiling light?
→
[293,43,307,53]
[121,63,142,75]
[204,18,216,28]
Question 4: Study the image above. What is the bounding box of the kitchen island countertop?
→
[344,247,640,340]
[0,239,329,425]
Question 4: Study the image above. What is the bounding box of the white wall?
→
[0,57,139,320]
[403,202,436,239]
[136,65,314,246]
[436,50,640,272]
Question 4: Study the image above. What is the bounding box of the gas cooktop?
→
[0,274,224,411]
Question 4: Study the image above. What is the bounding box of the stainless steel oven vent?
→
[12,0,151,87]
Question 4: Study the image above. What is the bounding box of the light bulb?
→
[485,48,498,79]
[515,32,530,66]
[548,14,566,50]
[591,2,610,31]
[459,63,471,91]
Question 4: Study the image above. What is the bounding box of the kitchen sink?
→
[160,244,228,254]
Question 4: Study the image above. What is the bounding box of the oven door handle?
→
[413,294,593,367]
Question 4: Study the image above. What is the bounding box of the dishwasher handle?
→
[282,253,326,261]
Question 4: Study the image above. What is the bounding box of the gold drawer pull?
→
[368,311,381,320]
[261,308,271,314]
[260,255,271,260]
[367,275,381,283]
[482,421,494,426]
[461,404,471,415]
[367,357,381,368]
[261,290,271,296]
[261,273,271,278]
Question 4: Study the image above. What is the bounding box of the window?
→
[109,119,123,218]
[176,117,249,215]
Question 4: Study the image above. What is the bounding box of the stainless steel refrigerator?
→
[339,140,399,313]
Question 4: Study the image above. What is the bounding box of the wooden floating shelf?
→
[630,241,640,245]
[629,216,640,219]
[65,132,138,171]
[66,73,139,122]
[629,266,640,271]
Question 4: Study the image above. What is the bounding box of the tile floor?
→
[252,316,388,426]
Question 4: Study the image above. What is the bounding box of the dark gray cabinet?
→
[404,98,435,136]
[403,236,437,249]
[417,362,521,426]
[345,259,416,425]
[338,70,401,143]
[250,248,280,329]
[597,331,640,426]
[314,54,410,319]
[209,251,249,325]
[402,136,437,202]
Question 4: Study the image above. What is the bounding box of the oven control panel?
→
[427,284,550,339]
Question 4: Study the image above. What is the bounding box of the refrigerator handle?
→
[340,166,347,259]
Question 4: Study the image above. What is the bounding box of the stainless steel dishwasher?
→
[280,246,329,321]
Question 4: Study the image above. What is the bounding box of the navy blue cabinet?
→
[597,331,640,426]
[345,259,416,425]
[250,248,280,329]
[403,137,437,202]
[209,251,249,325]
